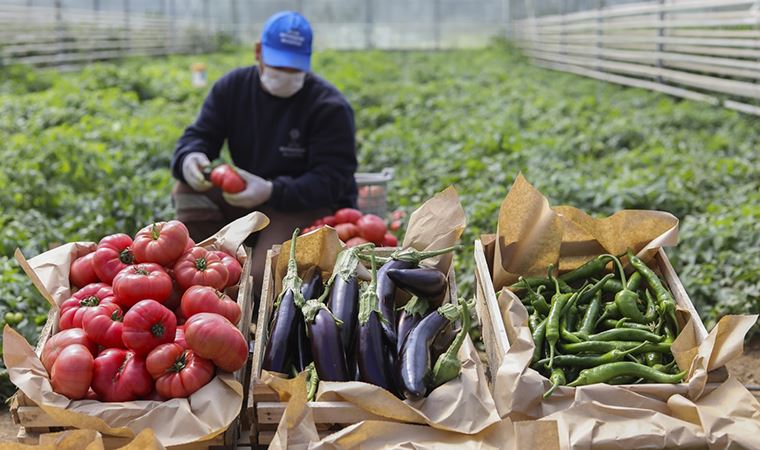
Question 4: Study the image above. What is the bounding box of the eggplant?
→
[357,251,396,393]
[396,295,430,352]
[262,229,307,374]
[430,322,458,364]
[398,302,460,400]
[301,269,324,300]
[431,299,471,389]
[386,267,447,306]
[304,300,349,382]
[293,270,322,372]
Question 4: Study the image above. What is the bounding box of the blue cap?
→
[261,11,312,72]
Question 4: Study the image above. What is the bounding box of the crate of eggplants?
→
[508,252,687,399]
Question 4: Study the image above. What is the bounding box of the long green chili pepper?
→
[578,291,602,337]
[601,278,624,294]
[626,272,642,291]
[643,289,659,323]
[653,359,678,374]
[509,268,574,294]
[567,361,687,386]
[537,341,648,368]
[604,253,647,324]
[566,303,579,332]
[531,317,548,364]
[545,270,574,368]
[579,273,615,304]
[431,298,471,388]
[607,375,638,385]
[595,302,621,327]
[585,328,664,342]
[543,367,566,399]
[560,340,671,354]
[627,251,679,333]
[521,279,550,316]
[560,316,583,343]
[601,318,657,332]
[558,254,616,284]
[644,351,663,367]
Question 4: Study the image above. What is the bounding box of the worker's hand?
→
[182,152,213,192]
[223,168,273,209]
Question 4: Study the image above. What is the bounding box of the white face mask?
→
[260,66,306,98]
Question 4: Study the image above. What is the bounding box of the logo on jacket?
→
[279,128,306,159]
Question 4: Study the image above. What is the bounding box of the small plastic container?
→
[355,167,394,217]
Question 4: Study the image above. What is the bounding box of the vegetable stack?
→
[262,229,469,400]
[512,251,687,398]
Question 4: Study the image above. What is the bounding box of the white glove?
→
[182,152,213,192]
[223,167,273,209]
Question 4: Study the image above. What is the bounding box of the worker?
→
[170,11,358,298]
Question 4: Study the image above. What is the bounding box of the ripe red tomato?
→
[82,302,125,349]
[41,328,98,373]
[163,278,183,312]
[313,218,325,226]
[91,348,153,402]
[59,283,116,330]
[51,344,94,400]
[173,247,229,291]
[146,343,215,399]
[391,209,407,221]
[357,214,387,245]
[334,208,363,224]
[92,233,135,284]
[122,300,177,355]
[180,285,241,325]
[345,237,370,247]
[382,233,399,247]
[209,164,246,194]
[335,223,359,242]
[132,220,189,266]
[390,220,402,232]
[185,313,247,372]
[112,263,173,309]
[322,215,337,227]
[214,251,242,287]
[70,253,99,288]
[175,325,187,348]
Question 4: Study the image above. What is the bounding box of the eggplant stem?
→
[357,250,384,326]
[275,229,306,309]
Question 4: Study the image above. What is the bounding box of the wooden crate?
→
[8,247,257,450]
[248,245,458,446]
[473,236,714,384]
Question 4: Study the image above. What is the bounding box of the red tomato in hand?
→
[91,348,153,402]
[82,302,125,349]
[70,253,99,288]
[335,223,359,242]
[92,233,135,284]
[112,263,172,309]
[334,208,363,224]
[357,214,387,245]
[41,328,98,373]
[132,220,189,266]
[209,164,246,194]
[59,283,116,330]
[214,251,242,287]
[345,236,370,247]
[175,325,187,349]
[51,344,94,400]
[382,233,398,247]
[185,313,247,372]
[173,247,229,291]
[322,215,337,227]
[146,343,215,399]
[122,300,177,355]
[180,285,241,325]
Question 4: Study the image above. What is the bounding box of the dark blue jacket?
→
[171,65,357,212]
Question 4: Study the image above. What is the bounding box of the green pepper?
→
[579,273,615,304]
[536,341,647,368]
[585,328,663,342]
[595,302,621,327]
[627,251,679,333]
[545,270,574,368]
[558,254,616,284]
[431,298,471,388]
[521,279,550,316]
[567,361,686,386]
[560,340,672,354]
[510,266,574,294]
[578,290,602,337]
[643,289,658,323]
[604,254,648,324]
[543,367,566,399]
[644,351,663,367]
[626,272,642,291]
[531,316,548,363]
[601,318,657,332]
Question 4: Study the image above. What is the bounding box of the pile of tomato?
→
[303,208,405,247]
[44,220,248,402]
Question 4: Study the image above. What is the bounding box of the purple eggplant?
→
[387,267,448,307]
[396,295,430,352]
[431,299,471,388]
[303,299,349,382]
[301,269,324,300]
[294,270,322,372]
[398,302,460,400]
[262,229,307,374]
[430,322,458,364]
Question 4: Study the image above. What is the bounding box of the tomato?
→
[112,263,172,309]
[209,164,246,194]
[184,313,247,372]
[91,348,153,402]
[335,223,359,242]
[59,283,116,330]
[313,218,325,226]
[132,220,190,266]
[70,253,99,288]
[185,238,195,251]
[180,285,241,325]
[214,251,242,287]
[41,328,98,373]
[92,233,135,284]
[391,209,407,221]
[345,236,370,247]
[146,343,215,399]
[173,247,229,291]
[175,325,187,348]
[122,300,177,355]
[50,344,94,400]
[357,214,387,245]
[322,215,337,227]
[334,208,363,224]
[82,302,125,349]
[163,278,183,311]
[382,233,399,247]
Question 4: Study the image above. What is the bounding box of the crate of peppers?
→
[249,187,502,447]
[3,212,268,448]
[472,175,759,448]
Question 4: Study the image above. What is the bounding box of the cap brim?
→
[262,45,310,72]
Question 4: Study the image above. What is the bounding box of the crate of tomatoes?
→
[302,207,404,248]
[4,212,269,448]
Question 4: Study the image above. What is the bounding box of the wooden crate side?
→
[256,401,386,425]
[656,248,708,341]
[474,240,508,373]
